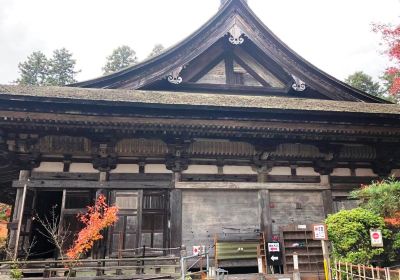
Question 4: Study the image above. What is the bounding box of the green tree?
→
[325,208,390,264]
[345,71,382,97]
[103,45,137,74]
[147,44,165,58]
[380,72,400,103]
[46,48,79,86]
[15,51,48,86]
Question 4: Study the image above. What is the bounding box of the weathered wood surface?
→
[258,189,272,238]
[176,182,329,190]
[270,191,325,235]
[182,190,259,254]
[169,189,182,248]
[12,180,171,189]
[0,257,179,280]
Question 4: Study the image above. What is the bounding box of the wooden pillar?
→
[320,174,334,216]
[170,189,182,249]
[169,165,184,249]
[258,189,272,240]
[9,170,31,259]
[165,140,189,251]
[256,163,273,239]
[257,164,272,183]
[96,171,109,259]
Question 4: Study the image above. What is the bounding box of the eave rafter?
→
[1,111,400,143]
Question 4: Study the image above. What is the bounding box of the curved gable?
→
[71,0,388,103]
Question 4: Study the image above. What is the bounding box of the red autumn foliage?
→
[0,204,11,221]
[373,23,400,95]
[384,211,400,227]
[66,194,118,260]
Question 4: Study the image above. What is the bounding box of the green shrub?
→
[325,208,390,264]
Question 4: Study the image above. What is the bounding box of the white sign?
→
[370,229,383,247]
[268,242,280,252]
[313,224,328,240]
[192,246,201,256]
[271,256,279,261]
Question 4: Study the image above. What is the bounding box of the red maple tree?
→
[66,194,118,260]
[374,23,400,95]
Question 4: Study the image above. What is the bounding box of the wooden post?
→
[258,189,272,241]
[334,259,338,280]
[358,264,361,280]
[170,189,182,249]
[116,231,123,275]
[180,245,187,280]
[371,265,375,280]
[96,171,109,259]
[320,175,333,216]
[363,265,366,280]
[321,240,331,280]
[96,261,103,276]
[345,262,349,280]
[293,252,300,280]
[350,263,353,280]
[58,189,66,236]
[385,267,391,280]
[14,183,27,260]
[43,263,51,278]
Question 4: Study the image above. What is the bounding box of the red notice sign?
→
[370,229,383,247]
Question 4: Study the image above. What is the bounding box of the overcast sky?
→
[0,0,399,85]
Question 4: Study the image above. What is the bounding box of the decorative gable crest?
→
[228,25,245,45]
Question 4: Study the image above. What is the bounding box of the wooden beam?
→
[13,180,172,189]
[190,54,225,83]
[233,54,272,87]
[31,172,99,181]
[181,40,225,82]
[225,53,235,85]
[175,182,329,190]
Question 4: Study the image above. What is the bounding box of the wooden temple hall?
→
[1,0,400,276]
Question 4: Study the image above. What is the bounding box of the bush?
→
[351,179,400,225]
[325,208,390,264]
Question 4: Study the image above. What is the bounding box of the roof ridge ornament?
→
[291,75,306,92]
[228,25,245,45]
[220,0,248,9]
[167,66,183,84]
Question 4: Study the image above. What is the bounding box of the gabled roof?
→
[71,0,388,103]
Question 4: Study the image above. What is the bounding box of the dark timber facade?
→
[1,0,400,276]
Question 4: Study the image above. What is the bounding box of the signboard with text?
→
[267,242,282,265]
[312,224,328,240]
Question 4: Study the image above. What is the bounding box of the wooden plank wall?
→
[181,190,259,252]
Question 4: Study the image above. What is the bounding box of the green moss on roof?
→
[1,84,400,115]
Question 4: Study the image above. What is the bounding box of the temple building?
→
[0,0,400,276]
